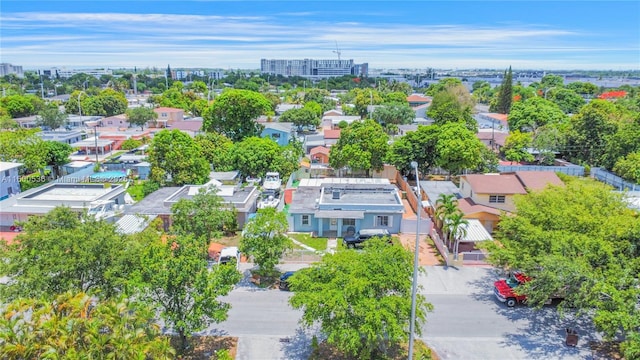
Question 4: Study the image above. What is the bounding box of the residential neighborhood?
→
[1,1,639,359]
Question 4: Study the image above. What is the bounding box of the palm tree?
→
[435,193,458,242]
[447,211,469,261]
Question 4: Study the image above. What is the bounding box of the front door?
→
[329,218,338,232]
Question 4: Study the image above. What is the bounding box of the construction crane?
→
[333,41,342,61]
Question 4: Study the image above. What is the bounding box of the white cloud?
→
[1,11,636,70]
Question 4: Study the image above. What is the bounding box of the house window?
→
[271,133,281,139]
[376,215,390,227]
[489,195,506,203]
[4,170,9,177]
[343,218,356,226]
[301,215,310,226]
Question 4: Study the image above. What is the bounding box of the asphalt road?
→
[205,265,598,360]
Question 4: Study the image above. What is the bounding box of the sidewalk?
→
[397,233,443,266]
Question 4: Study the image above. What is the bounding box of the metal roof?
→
[115,214,157,234]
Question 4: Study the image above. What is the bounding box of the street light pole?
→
[408,161,421,360]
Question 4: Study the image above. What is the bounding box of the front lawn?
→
[288,233,328,251]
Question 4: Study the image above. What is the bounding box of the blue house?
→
[0,162,23,201]
[261,122,295,147]
[288,178,404,237]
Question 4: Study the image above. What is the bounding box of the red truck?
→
[494,272,565,307]
[493,272,531,307]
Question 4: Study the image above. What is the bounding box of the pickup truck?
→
[342,229,391,248]
[493,272,530,307]
[494,272,564,307]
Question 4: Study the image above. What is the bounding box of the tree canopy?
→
[239,207,291,274]
[148,129,209,186]
[482,176,640,358]
[329,119,389,177]
[426,83,476,131]
[171,185,238,242]
[202,89,272,141]
[126,106,157,130]
[288,238,432,359]
[0,207,138,301]
[194,131,233,170]
[507,97,568,134]
[0,292,175,359]
[435,122,485,176]
[133,232,242,351]
[36,106,68,130]
[386,125,440,175]
[279,107,320,130]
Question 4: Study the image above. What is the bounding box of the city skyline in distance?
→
[2,1,639,71]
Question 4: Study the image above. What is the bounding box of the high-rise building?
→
[260,59,368,78]
[0,63,24,77]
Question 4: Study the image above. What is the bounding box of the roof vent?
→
[332,190,341,199]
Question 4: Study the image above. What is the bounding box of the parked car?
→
[279,271,296,291]
[342,229,391,248]
[218,246,240,270]
[493,272,564,307]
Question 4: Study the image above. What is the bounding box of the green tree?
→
[435,122,484,176]
[447,211,469,260]
[134,233,242,352]
[43,141,73,177]
[126,106,158,130]
[279,107,320,130]
[239,207,291,275]
[613,151,640,183]
[148,129,209,186]
[0,207,137,301]
[288,238,433,359]
[194,131,234,170]
[495,66,513,114]
[36,106,68,130]
[426,84,476,131]
[546,88,586,114]
[329,119,389,177]
[425,78,462,96]
[386,125,440,175]
[202,89,271,141]
[303,100,323,118]
[600,119,640,170]
[507,97,568,134]
[82,88,128,117]
[434,193,459,243]
[481,176,640,358]
[540,74,565,89]
[0,94,35,118]
[565,100,626,166]
[171,185,238,242]
[566,81,599,97]
[503,130,535,164]
[372,103,415,125]
[0,292,175,359]
[120,138,142,150]
[227,136,283,178]
[189,80,207,93]
[0,128,48,172]
[383,91,410,104]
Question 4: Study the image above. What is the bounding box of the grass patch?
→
[288,233,328,251]
[212,234,241,247]
[126,181,145,201]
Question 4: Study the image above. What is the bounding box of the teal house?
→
[261,122,295,147]
[288,178,404,237]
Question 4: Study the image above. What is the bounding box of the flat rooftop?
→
[22,183,121,202]
[320,184,401,206]
[299,178,390,188]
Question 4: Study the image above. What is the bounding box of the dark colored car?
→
[279,271,296,291]
[342,229,391,248]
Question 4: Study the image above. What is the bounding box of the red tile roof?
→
[310,146,330,156]
[462,174,527,195]
[457,198,503,216]
[598,91,627,99]
[154,107,184,113]
[407,94,431,103]
[514,171,564,191]
[324,129,341,139]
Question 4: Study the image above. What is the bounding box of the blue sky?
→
[1,1,639,70]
